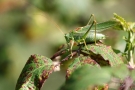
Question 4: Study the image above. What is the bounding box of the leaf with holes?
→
[15,54,54,90]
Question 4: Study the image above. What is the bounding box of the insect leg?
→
[70,39,74,57]
[94,20,97,44]
[79,21,95,50]
[86,14,97,44]
[87,14,95,25]
[82,39,88,50]
[82,20,95,40]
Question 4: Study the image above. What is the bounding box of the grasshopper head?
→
[65,33,70,43]
[64,33,73,43]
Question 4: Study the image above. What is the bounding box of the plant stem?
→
[128,31,135,68]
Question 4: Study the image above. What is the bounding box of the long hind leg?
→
[81,19,97,50]
[86,14,97,44]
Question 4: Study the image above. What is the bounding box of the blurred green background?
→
[0,0,135,90]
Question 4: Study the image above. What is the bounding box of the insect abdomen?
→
[85,33,105,43]
[73,32,105,43]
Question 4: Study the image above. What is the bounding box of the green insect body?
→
[64,14,121,55]
[65,30,105,45]
[64,20,106,54]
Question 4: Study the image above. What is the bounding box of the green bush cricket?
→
[52,14,119,57]
[64,14,106,56]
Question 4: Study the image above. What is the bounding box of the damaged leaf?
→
[15,54,54,90]
[82,44,123,66]
[66,57,99,78]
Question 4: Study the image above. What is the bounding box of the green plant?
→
[15,13,135,90]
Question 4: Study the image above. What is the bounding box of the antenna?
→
[27,6,65,35]
[48,16,65,35]
[37,11,65,35]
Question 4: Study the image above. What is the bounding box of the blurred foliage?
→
[60,64,132,90]
[0,0,135,90]
[0,43,10,76]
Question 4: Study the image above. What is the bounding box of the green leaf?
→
[113,13,135,32]
[113,13,129,31]
[15,54,54,90]
[83,44,123,66]
[66,57,81,78]
[66,57,99,78]
[113,48,122,54]
[60,65,111,90]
